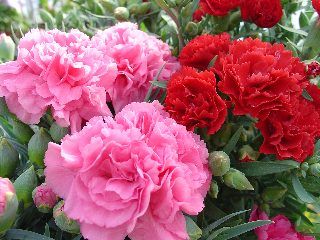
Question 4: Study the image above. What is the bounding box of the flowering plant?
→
[0,0,320,240]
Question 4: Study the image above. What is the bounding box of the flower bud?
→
[0,34,15,61]
[10,118,33,144]
[32,183,58,213]
[28,128,52,168]
[309,163,320,177]
[49,122,69,143]
[261,186,287,203]
[53,201,80,234]
[14,166,38,208]
[209,181,219,199]
[0,178,18,234]
[0,138,19,178]
[114,7,130,21]
[101,0,117,12]
[223,168,254,191]
[185,22,198,36]
[239,145,259,162]
[300,162,309,172]
[209,151,230,176]
[129,2,151,15]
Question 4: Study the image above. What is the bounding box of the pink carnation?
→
[45,101,211,240]
[0,29,117,132]
[0,178,15,214]
[250,206,315,240]
[91,22,180,113]
[32,183,57,210]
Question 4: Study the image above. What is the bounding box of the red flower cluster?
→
[216,37,320,162]
[241,0,283,28]
[179,33,231,71]
[195,0,283,28]
[165,67,227,134]
[313,0,320,15]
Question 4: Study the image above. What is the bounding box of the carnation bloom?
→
[45,101,211,240]
[250,206,315,240]
[257,97,320,162]
[312,0,320,15]
[179,33,231,71]
[240,0,283,28]
[193,8,205,22]
[0,29,118,132]
[217,38,306,120]
[32,183,58,212]
[165,67,227,134]
[91,22,179,113]
[199,0,241,16]
[307,61,320,77]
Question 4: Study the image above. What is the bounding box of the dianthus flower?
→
[217,38,307,120]
[165,67,227,134]
[240,0,283,28]
[91,22,179,113]
[0,29,117,132]
[199,0,241,16]
[179,33,231,71]
[250,206,315,240]
[45,101,211,240]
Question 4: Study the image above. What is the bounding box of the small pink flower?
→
[91,22,180,113]
[32,183,58,212]
[0,29,118,132]
[45,101,211,240]
[250,206,315,240]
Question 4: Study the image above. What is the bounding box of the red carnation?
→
[193,8,205,22]
[200,0,241,16]
[307,61,320,77]
[306,84,320,113]
[179,33,231,71]
[240,0,283,28]
[217,38,307,120]
[165,67,227,134]
[313,0,320,15]
[257,98,320,162]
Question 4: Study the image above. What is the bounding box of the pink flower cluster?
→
[45,101,211,240]
[0,23,179,132]
[250,206,315,240]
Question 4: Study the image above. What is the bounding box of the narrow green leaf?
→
[151,80,167,89]
[207,56,218,69]
[6,229,54,240]
[292,174,315,203]
[186,216,202,240]
[39,9,55,29]
[202,209,249,237]
[235,160,300,176]
[44,224,50,237]
[212,220,273,240]
[302,89,313,101]
[278,24,308,36]
[222,126,243,155]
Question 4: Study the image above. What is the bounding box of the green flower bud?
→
[0,138,19,178]
[261,186,287,203]
[239,145,260,162]
[53,201,80,234]
[14,166,38,208]
[185,22,198,36]
[114,7,130,21]
[129,2,151,15]
[300,162,309,172]
[49,122,69,143]
[0,178,18,235]
[209,181,219,199]
[309,163,320,177]
[0,34,15,61]
[223,168,254,191]
[28,128,52,168]
[209,151,230,176]
[10,118,33,144]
